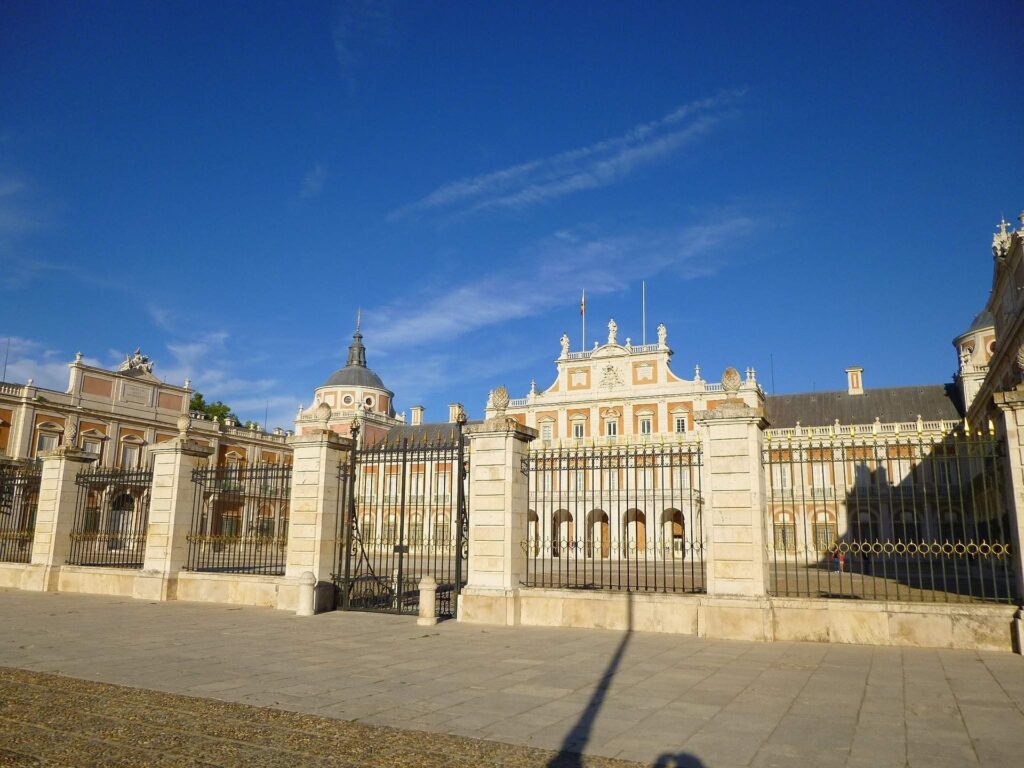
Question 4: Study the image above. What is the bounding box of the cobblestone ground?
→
[0,667,640,768]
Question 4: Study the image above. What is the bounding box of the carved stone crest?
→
[722,367,742,393]
[600,364,622,388]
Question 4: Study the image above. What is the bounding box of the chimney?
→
[448,403,462,423]
[411,405,424,426]
[846,366,864,396]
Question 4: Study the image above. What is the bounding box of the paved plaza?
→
[1,590,1023,767]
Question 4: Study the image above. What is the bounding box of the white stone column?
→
[459,411,536,626]
[132,436,213,601]
[21,447,98,591]
[695,396,770,597]
[993,388,1024,604]
[276,426,352,613]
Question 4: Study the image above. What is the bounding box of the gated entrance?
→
[334,417,468,617]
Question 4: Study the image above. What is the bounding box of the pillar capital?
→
[38,446,99,465]
[468,418,537,443]
[148,438,214,459]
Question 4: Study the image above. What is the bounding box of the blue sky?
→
[1,1,1022,430]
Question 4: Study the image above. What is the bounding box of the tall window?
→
[572,422,584,439]
[674,416,687,434]
[409,471,425,502]
[386,473,400,502]
[35,432,59,455]
[541,423,553,441]
[810,459,830,491]
[434,469,450,503]
[605,420,617,437]
[639,418,652,435]
[771,463,791,492]
[82,438,102,458]
[119,442,140,469]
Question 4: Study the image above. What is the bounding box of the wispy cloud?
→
[299,163,328,199]
[366,214,754,352]
[0,337,104,389]
[389,91,743,221]
[332,0,398,93]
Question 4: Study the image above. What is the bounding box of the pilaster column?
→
[993,387,1024,602]
[695,387,769,597]
[133,434,213,601]
[276,424,352,613]
[459,400,536,626]
[21,447,98,591]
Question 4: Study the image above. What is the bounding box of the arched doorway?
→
[551,509,573,557]
[585,509,610,558]
[108,493,134,550]
[623,509,646,553]
[661,508,684,556]
[527,509,540,556]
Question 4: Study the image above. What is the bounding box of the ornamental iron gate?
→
[334,419,468,617]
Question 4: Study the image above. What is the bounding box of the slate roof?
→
[765,384,963,429]
[323,366,389,390]
[370,421,482,447]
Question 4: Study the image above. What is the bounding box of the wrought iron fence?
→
[69,466,153,568]
[0,462,42,563]
[336,422,468,617]
[524,440,705,593]
[763,428,1016,603]
[187,463,291,575]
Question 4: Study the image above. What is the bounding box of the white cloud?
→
[299,163,328,199]
[389,91,743,220]
[0,337,103,390]
[366,216,753,351]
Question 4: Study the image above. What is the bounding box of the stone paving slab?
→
[1,589,1023,766]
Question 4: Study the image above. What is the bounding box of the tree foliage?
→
[188,392,238,424]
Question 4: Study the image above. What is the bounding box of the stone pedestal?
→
[695,400,770,598]
[459,416,536,626]
[276,430,352,613]
[993,387,1024,614]
[21,447,98,592]
[133,438,214,601]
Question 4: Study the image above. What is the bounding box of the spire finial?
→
[356,307,362,333]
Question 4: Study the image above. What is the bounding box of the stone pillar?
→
[21,447,98,592]
[276,423,352,613]
[695,384,770,598]
[993,387,1024,606]
[459,400,537,626]
[132,435,213,601]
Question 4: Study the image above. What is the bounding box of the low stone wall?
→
[464,587,1017,652]
[173,572,283,608]
[57,566,137,597]
[0,561,289,610]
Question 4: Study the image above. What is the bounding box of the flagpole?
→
[642,281,646,345]
[581,289,586,352]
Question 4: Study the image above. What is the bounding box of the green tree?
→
[188,392,238,424]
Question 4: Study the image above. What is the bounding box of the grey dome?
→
[321,327,392,394]
[323,366,388,390]
[968,309,994,331]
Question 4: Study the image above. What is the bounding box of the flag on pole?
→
[580,289,586,316]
